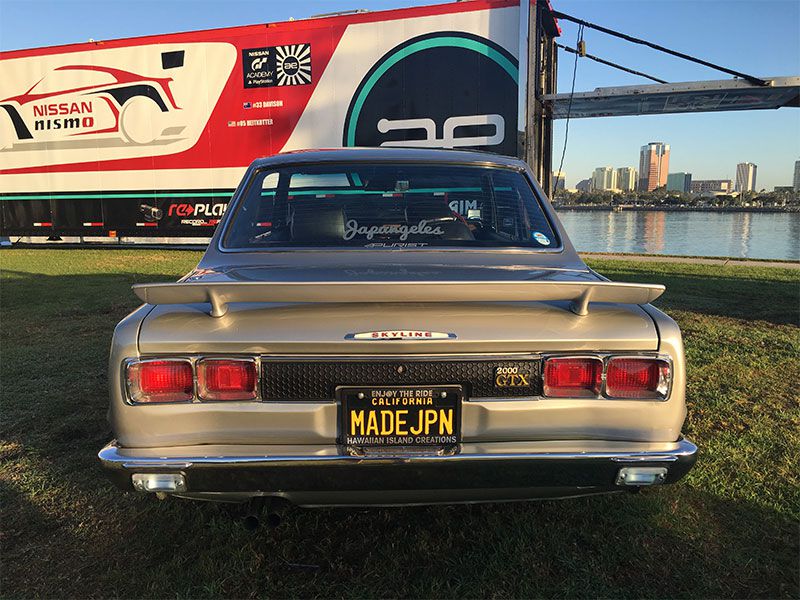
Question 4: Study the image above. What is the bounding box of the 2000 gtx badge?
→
[99,148,697,506]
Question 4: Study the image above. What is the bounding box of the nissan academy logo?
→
[242,44,311,88]
[343,32,519,156]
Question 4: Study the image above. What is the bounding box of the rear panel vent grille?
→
[261,358,542,400]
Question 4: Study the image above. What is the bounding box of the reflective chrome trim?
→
[99,438,697,468]
[542,355,604,399]
[121,352,673,405]
[123,461,192,469]
[123,357,194,405]
[257,353,542,361]
[99,438,698,500]
[196,357,259,402]
[541,352,674,402]
[123,355,263,405]
[604,355,672,400]
[124,353,546,405]
[344,331,457,341]
[610,455,676,463]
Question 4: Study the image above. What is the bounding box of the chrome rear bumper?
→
[98,438,697,505]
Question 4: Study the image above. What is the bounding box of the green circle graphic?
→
[344,35,519,147]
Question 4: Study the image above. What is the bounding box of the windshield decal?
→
[343,219,445,241]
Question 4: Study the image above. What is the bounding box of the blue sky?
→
[1,0,798,189]
[550,0,800,190]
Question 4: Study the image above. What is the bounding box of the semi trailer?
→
[0,0,559,239]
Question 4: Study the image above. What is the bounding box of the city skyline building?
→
[616,167,638,192]
[735,162,758,192]
[553,171,566,192]
[575,178,592,193]
[794,160,800,192]
[691,179,734,194]
[591,166,617,191]
[638,142,670,192]
[667,172,693,193]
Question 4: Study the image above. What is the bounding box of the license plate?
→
[338,385,462,447]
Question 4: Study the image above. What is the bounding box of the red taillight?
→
[127,360,193,403]
[544,357,603,398]
[606,358,670,399]
[197,359,257,401]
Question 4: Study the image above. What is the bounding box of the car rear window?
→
[222,163,559,249]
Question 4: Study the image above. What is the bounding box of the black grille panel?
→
[261,359,542,400]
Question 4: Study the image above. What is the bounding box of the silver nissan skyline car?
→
[99,147,697,506]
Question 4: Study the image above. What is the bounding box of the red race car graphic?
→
[0,64,182,149]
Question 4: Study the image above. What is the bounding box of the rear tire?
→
[120,96,163,145]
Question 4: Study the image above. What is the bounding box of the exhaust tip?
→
[241,497,289,530]
[241,497,265,531]
[242,514,260,531]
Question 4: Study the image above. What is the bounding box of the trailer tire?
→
[120,96,163,145]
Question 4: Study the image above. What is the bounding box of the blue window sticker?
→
[532,231,551,246]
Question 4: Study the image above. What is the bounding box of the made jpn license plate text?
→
[339,386,462,446]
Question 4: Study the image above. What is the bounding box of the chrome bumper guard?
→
[98,438,698,497]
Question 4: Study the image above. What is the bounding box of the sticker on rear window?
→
[343,219,445,241]
[532,231,551,246]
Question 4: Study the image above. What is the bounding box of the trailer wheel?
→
[120,96,163,145]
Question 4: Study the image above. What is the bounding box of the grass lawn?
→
[1,249,798,599]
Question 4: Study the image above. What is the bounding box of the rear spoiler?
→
[132,280,665,318]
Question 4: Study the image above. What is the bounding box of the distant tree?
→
[550,188,797,210]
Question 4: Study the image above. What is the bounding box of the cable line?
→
[555,42,667,84]
[555,24,583,189]
[551,10,770,87]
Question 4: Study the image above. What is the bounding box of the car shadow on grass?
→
[2,466,798,599]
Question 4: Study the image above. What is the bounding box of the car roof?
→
[250,147,529,170]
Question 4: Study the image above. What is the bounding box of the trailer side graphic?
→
[0,0,524,237]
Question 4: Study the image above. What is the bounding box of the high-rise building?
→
[667,172,692,193]
[591,167,617,191]
[793,160,800,192]
[735,162,757,192]
[553,171,566,191]
[615,167,637,192]
[638,142,670,191]
[690,179,734,194]
[575,178,592,193]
